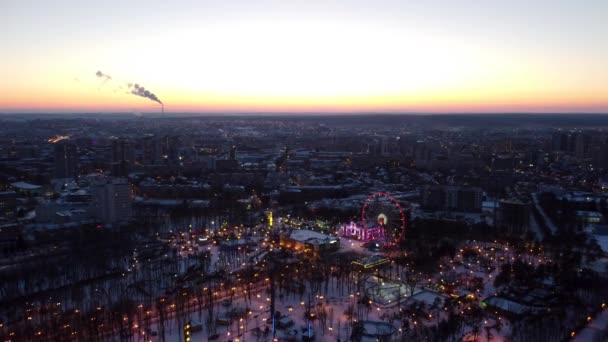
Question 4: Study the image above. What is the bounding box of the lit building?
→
[576,210,603,225]
[160,135,180,163]
[281,229,339,255]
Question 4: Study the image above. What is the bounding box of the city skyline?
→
[2,0,608,113]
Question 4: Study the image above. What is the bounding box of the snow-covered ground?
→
[594,234,608,253]
[0,228,558,341]
[531,192,558,235]
[574,308,608,342]
[130,281,401,342]
[122,239,533,342]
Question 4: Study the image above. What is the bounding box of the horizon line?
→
[2,111,608,116]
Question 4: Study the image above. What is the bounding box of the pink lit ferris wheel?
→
[361,192,406,246]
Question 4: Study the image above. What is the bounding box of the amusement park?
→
[2,186,605,342]
[339,192,407,249]
[4,2,608,341]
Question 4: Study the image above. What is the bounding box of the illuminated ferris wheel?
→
[361,192,406,246]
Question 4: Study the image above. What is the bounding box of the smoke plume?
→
[95,70,112,85]
[128,83,163,104]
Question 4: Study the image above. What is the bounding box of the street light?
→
[183,321,191,342]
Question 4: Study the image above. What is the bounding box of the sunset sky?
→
[1,0,607,113]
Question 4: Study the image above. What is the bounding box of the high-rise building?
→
[230,145,237,160]
[111,138,134,177]
[142,135,162,165]
[421,185,447,210]
[601,137,608,169]
[90,178,132,225]
[413,140,433,168]
[89,139,112,172]
[492,153,514,172]
[380,136,390,156]
[497,200,530,232]
[161,135,180,163]
[453,187,483,212]
[112,138,134,164]
[0,222,21,256]
[141,135,179,166]
[0,191,17,219]
[54,141,78,179]
[422,185,482,212]
[551,131,568,152]
[574,133,590,159]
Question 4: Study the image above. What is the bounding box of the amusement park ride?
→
[340,192,406,248]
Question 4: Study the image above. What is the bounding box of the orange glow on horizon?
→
[2,58,606,113]
[2,1,607,114]
[1,87,607,113]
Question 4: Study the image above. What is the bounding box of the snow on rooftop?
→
[409,290,446,306]
[289,229,337,243]
[594,235,608,253]
[361,321,397,337]
[11,181,42,190]
[483,297,541,315]
[576,210,603,218]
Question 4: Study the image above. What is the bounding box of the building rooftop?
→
[352,255,390,269]
[576,210,603,218]
[11,181,42,190]
[289,229,338,245]
[408,290,446,306]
